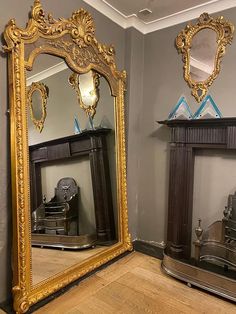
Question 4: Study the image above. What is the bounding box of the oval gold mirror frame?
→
[27,82,49,133]
[4,1,132,313]
[176,12,234,102]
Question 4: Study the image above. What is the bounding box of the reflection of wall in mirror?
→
[28,69,115,143]
[28,68,117,235]
[31,89,43,120]
[190,29,217,82]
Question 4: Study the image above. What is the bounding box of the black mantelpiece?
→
[159,118,236,259]
[29,128,116,244]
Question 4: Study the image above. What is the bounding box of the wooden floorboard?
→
[34,252,236,314]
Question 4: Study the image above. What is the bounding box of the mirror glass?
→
[79,71,98,108]
[27,54,117,286]
[31,89,44,121]
[190,28,217,82]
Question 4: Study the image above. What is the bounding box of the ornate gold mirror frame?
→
[176,13,234,102]
[4,1,132,312]
[69,71,100,119]
[27,82,49,133]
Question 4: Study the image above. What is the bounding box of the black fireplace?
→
[159,118,236,302]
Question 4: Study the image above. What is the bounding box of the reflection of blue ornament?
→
[99,116,112,129]
[193,95,222,119]
[168,96,192,120]
[85,115,95,130]
[74,116,81,134]
[89,115,95,130]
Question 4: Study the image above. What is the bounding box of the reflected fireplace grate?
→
[32,177,79,236]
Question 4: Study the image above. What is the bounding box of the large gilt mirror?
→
[4,1,132,312]
[176,13,234,102]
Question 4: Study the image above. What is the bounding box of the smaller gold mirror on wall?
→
[176,13,234,102]
[27,82,49,133]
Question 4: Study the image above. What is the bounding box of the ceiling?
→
[83,0,236,34]
[26,0,235,80]
[100,0,212,23]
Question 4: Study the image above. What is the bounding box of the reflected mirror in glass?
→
[79,71,99,109]
[31,89,44,120]
[27,54,118,286]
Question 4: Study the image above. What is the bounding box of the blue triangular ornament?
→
[168,96,192,120]
[74,116,81,134]
[193,95,222,119]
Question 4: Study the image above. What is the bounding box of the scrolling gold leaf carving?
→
[4,0,117,75]
[12,43,31,313]
[46,39,101,66]
[32,1,95,47]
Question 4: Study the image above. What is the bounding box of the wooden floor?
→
[32,246,107,285]
[34,252,236,313]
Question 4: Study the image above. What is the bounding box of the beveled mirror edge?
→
[176,12,234,102]
[4,1,132,313]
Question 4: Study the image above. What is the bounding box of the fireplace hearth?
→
[193,191,236,271]
[159,117,236,301]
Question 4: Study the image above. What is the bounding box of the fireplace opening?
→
[192,148,236,278]
[159,118,236,301]
[41,157,96,235]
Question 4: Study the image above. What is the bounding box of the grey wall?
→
[125,28,145,240]
[137,7,236,246]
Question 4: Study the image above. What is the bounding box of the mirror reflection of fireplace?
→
[30,128,116,250]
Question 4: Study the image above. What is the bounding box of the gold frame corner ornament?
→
[27,82,49,133]
[4,0,132,312]
[176,12,234,102]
